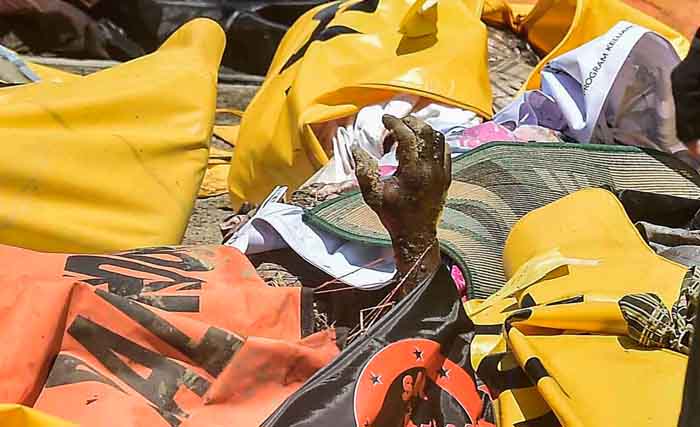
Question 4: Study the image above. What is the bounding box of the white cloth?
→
[495,22,688,159]
[413,103,482,144]
[307,95,481,185]
[226,191,396,290]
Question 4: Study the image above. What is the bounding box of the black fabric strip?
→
[476,353,533,396]
[505,309,533,332]
[514,411,562,427]
[300,287,315,337]
[524,357,550,383]
[345,0,379,13]
[546,295,584,306]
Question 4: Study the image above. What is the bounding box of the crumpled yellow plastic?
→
[470,248,599,316]
[228,0,492,208]
[481,0,690,90]
[467,188,689,426]
[199,147,233,198]
[228,0,689,208]
[0,404,75,427]
[502,188,687,306]
[0,19,224,253]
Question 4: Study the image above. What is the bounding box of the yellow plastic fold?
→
[0,19,224,253]
[472,248,598,316]
[503,188,686,306]
[24,64,79,84]
[228,0,493,208]
[213,125,239,144]
[481,0,690,90]
[468,189,689,426]
[508,330,686,427]
[0,404,75,427]
[199,147,234,198]
[228,0,689,207]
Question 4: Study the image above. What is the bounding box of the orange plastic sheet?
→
[0,244,339,427]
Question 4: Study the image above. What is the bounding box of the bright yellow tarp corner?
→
[0,18,224,253]
[468,188,689,426]
[0,404,75,427]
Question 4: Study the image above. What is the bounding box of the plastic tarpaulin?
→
[0,18,222,253]
[198,147,233,198]
[227,0,493,208]
[0,243,340,427]
[466,188,688,426]
[494,22,689,157]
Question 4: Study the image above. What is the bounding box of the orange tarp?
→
[0,244,339,427]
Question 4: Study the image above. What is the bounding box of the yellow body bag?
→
[228,0,493,208]
[0,19,224,253]
[468,188,688,426]
[228,0,689,208]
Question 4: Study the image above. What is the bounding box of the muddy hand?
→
[351,114,451,297]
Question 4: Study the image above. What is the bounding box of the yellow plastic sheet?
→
[199,147,233,198]
[507,330,686,427]
[228,0,492,208]
[0,404,75,427]
[0,19,224,253]
[503,188,686,306]
[482,0,690,89]
[228,0,689,208]
[25,64,79,84]
[468,189,689,426]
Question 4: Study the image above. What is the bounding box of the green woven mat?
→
[304,142,700,299]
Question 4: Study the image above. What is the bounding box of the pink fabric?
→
[458,122,517,149]
[512,125,563,143]
[379,165,397,176]
[451,265,467,300]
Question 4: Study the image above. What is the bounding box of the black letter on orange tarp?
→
[64,249,208,312]
[68,316,210,427]
[118,247,211,274]
[45,354,124,391]
[95,289,243,377]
